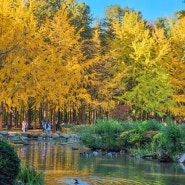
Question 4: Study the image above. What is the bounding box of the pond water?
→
[16,140,185,185]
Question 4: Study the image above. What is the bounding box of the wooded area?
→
[0,0,185,130]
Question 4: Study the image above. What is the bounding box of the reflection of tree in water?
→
[20,147,27,157]
[16,142,185,185]
[17,142,83,171]
[40,141,49,169]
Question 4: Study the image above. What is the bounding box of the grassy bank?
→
[75,119,185,161]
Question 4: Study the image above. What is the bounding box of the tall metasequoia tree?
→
[61,0,93,123]
[86,21,116,121]
[166,17,185,116]
[0,0,40,129]
[39,4,92,122]
[0,0,44,107]
[109,11,173,118]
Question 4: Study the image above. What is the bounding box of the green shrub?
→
[178,123,185,141]
[120,129,136,147]
[15,163,44,185]
[120,120,134,131]
[0,140,21,185]
[120,119,162,149]
[152,123,183,154]
[80,126,98,149]
[80,119,123,150]
[132,119,162,133]
[94,119,123,150]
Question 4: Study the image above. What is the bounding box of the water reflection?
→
[16,141,185,185]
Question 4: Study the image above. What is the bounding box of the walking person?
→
[22,120,27,132]
[41,120,46,133]
[45,121,51,137]
[25,121,29,132]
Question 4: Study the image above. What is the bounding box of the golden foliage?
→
[166,17,185,116]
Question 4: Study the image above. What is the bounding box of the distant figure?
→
[25,122,29,132]
[45,121,51,136]
[5,124,11,130]
[41,120,47,133]
[22,120,27,132]
[73,179,79,184]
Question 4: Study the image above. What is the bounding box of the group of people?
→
[21,119,52,134]
[41,120,52,135]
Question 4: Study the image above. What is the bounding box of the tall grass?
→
[15,163,44,185]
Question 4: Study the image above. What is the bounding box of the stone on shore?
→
[0,131,9,136]
[52,133,60,139]
[9,133,16,137]
[179,153,185,163]
[21,132,29,137]
[60,134,71,139]
[40,133,47,138]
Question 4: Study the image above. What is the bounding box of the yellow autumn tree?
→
[166,17,185,116]
[0,0,42,129]
[0,0,27,58]
[39,3,92,116]
[84,21,117,121]
[0,0,44,110]
[109,11,173,118]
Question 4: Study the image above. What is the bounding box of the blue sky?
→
[79,0,185,21]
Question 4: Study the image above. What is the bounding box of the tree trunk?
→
[81,104,86,124]
[10,112,13,127]
[44,102,48,121]
[0,105,3,130]
[39,103,43,126]
[33,107,37,129]
[57,108,62,123]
